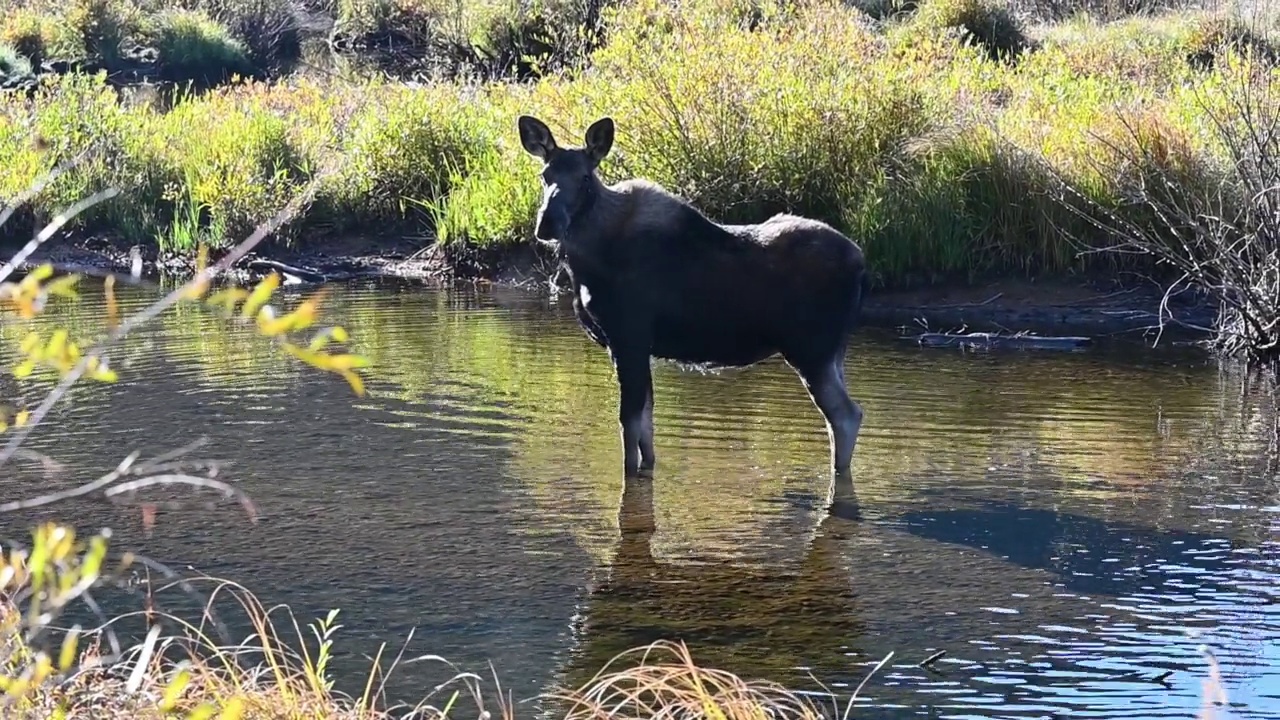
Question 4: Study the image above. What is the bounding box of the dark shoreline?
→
[10,232,1221,346]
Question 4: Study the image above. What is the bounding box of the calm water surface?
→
[1,279,1278,719]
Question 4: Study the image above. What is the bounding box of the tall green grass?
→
[1,0,1275,288]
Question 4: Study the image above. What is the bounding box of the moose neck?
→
[562,173,625,269]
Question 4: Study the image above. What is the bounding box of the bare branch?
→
[0,173,328,470]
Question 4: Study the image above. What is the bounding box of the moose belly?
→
[649,319,778,368]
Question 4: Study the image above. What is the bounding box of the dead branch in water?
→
[1041,59,1280,366]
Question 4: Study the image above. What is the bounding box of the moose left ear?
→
[584,117,615,166]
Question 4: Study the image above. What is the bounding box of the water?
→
[1,278,1278,719]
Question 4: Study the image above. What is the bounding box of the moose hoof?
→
[626,464,655,479]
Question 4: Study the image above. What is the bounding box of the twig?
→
[0,187,122,286]
[0,174,327,470]
[918,650,946,669]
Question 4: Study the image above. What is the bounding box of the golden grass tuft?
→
[3,575,841,720]
[554,640,828,720]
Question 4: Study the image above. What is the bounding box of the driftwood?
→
[906,331,1093,351]
[245,258,329,285]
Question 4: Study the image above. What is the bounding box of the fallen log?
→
[905,331,1093,351]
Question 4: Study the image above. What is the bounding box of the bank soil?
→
[11,233,1219,344]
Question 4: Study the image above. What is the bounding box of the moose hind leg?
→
[796,359,863,476]
[638,385,655,473]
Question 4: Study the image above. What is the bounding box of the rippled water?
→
[1,278,1278,719]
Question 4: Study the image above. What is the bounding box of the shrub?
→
[0,10,52,67]
[1046,53,1280,365]
[333,0,607,80]
[1,73,148,242]
[334,0,444,45]
[169,0,303,72]
[319,82,490,231]
[0,5,95,67]
[909,0,1029,61]
[63,0,140,71]
[141,86,314,249]
[145,9,256,87]
[0,43,34,80]
[1012,0,1200,23]
[1184,13,1279,70]
[851,0,918,22]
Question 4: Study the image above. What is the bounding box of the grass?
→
[1,560,840,719]
[0,539,1239,719]
[0,0,1278,291]
[143,9,256,87]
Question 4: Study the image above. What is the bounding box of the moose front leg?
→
[638,383,655,474]
[611,346,655,478]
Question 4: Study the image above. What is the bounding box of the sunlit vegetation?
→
[0,168,848,718]
[1,0,1278,310]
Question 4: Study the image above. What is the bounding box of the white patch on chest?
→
[578,283,592,308]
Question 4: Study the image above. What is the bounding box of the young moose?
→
[517,115,870,478]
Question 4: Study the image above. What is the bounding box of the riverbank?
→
[4,0,1278,310]
[7,231,1220,342]
[0,579,832,719]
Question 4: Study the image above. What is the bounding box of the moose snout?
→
[534,203,570,241]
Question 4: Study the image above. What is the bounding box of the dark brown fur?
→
[518,115,869,478]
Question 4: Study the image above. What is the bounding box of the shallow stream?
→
[1,279,1277,719]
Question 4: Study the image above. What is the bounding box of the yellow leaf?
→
[87,357,118,383]
[46,329,69,360]
[288,286,329,331]
[59,628,80,671]
[0,421,8,433]
[160,667,191,710]
[281,341,323,366]
[13,359,36,379]
[15,410,29,427]
[182,243,212,301]
[20,331,42,355]
[240,272,280,320]
[321,353,371,371]
[338,368,366,397]
[205,287,249,315]
[217,696,246,720]
[20,264,54,290]
[43,274,81,299]
[104,275,119,331]
[307,325,350,351]
[186,704,218,720]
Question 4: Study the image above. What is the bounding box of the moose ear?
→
[518,115,558,160]
[584,117,615,166]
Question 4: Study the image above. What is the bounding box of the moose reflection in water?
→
[559,474,868,692]
[516,115,871,479]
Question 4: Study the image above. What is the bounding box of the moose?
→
[517,114,871,479]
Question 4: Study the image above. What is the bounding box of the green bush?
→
[334,0,444,45]
[0,0,1263,289]
[1183,13,1279,70]
[909,0,1028,61]
[318,82,491,230]
[0,9,54,67]
[64,0,139,70]
[146,9,256,86]
[169,0,303,71]
[0,42,34,79]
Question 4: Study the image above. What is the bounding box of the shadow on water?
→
[0,278,1278,719]
[895,499,1246,598]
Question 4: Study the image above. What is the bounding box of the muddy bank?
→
[10,233,1219,344]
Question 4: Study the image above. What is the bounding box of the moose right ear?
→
[518,115,558,160]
